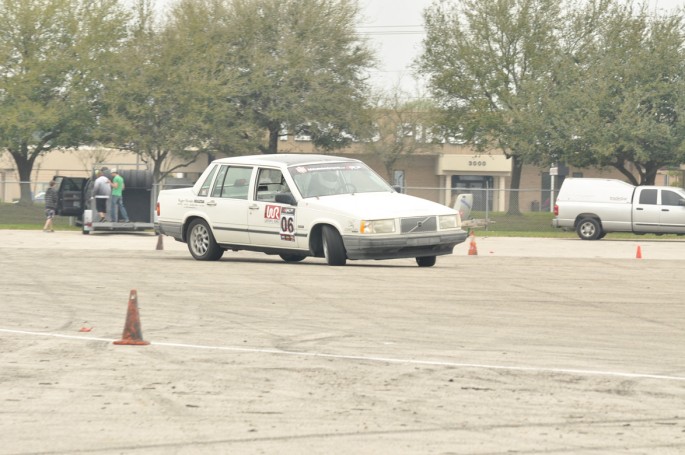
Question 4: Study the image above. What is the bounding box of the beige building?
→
[1,138,678,211]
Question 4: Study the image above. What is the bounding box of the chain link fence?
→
[1,179,558,233]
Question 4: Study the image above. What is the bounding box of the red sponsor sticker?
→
[264,204,281,220]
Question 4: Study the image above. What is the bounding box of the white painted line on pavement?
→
[2,327,684,383]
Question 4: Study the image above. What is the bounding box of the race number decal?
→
[280,207,296,241]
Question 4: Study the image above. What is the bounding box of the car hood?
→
[303,192,455,219]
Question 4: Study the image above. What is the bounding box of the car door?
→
[632,188,660,232]
[54,176,88,217]
[657,189,685,234]
[204,165,254,245]
[247,167,300,249]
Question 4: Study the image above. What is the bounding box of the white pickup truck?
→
[552,178,685,240]
[155,154,467,266]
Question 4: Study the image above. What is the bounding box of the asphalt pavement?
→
[5,229,685,259]
[1,230,684,454]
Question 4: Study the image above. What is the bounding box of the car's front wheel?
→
[322,225,346,266]
[416,256,436,267]
[187,219,224,261]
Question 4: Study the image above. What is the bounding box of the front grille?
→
[400,216,437,234]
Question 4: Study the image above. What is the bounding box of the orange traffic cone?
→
[636,245,642,259]
[468,232,478,256]
[113,290,150,346]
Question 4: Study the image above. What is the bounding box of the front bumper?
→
[342,230,468,260]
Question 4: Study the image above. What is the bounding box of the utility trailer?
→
[53,169,156,234]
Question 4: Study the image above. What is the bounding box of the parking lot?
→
[1,230,684,454]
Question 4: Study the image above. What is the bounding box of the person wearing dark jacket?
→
[42,180,58,232]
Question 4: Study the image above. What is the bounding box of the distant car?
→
[155,154,468,266]
[33,192,46,202]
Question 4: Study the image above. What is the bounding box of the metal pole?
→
[485,180,490,230]
[550,174,555,212]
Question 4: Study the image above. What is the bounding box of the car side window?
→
[214,166,252,200]
[198,165,218,197]
[210,166,229,197]
[661,190,684,206]
[255,168,289,202]
[61,178,80,191]
[639,189,657,205]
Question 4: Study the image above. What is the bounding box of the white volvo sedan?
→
[155,154,468,266]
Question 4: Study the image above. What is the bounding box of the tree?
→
[98,0,222,184]
[193,0,375,154]
[0,0,129,204]
[418,0,568,214]
[162,0,265,160]
[552,2,685,185]
[360,87,441,183]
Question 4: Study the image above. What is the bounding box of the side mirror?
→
[275,192,297,206]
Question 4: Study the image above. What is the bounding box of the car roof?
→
[210,154,360,167]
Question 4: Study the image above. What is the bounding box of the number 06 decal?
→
[279,207,296,241]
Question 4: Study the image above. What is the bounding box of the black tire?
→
[576,217,602,240]
[187,219,223,261]
[279,254,306,263]
[416,256,436,267]
[322,225,346,266]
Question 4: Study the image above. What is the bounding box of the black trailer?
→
[53,170,156,234]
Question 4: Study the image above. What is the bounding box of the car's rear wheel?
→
[416,256,436,267]
[279,254,306,263]
[322,225,346,266]
[187,219,223,261]
[576,217,602,240]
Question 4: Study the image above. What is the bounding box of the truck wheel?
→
[322,225,346,266]
[416,256,436,267]
[576,218,602,240]
[187,219,223,261]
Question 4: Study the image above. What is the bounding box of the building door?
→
[451,176,493,212]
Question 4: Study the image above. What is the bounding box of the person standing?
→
[42,180,58,232]
[110,169,130,223]
[93,168,112,222]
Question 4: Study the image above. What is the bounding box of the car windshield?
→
[289,162,393,198]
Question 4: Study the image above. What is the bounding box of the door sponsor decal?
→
[279,207,296,242]
[264,205,296,241]
[264,204,281,223]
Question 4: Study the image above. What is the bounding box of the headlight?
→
[439,214,460,230]
[360,219,396,234]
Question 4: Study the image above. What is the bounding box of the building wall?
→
[2,138,681,208]
[0,147,141,202]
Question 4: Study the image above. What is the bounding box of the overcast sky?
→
[359,0,684,95]
[148,0,684,95]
